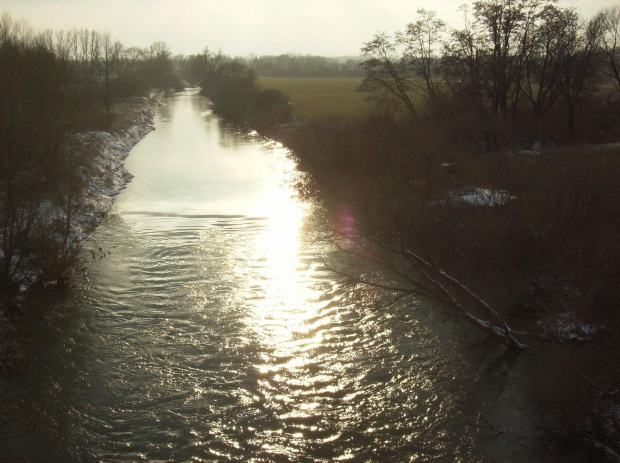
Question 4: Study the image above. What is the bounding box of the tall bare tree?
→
[0,15,78,288]
[521,4,570,116]
[594,6,620,92]
[93,32,122,115]
[397,8,446,100]
[360,32,417,117]
[555,13,601,140]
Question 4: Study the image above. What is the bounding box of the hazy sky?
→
[2,0,618,57]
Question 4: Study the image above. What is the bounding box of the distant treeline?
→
[245,54,364,78]
[180,52,364,81]
[0,12,180,300]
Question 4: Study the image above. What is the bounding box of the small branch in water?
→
[582,375,619,396]
[469,401,504,435]
[371,292,411,311]
[477,415,504,435]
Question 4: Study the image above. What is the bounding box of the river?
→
[0,90,587,462]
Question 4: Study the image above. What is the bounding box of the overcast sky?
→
[2,0,618,57]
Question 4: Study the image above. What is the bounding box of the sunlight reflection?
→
[248,149,323,350]
[238,145,352,454]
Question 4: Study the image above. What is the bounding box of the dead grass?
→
[258,77,372,121]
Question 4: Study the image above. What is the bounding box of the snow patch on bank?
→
[539,311,600,342]
[451,188,514,206]
[74,96,159,234]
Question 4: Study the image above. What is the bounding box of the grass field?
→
[258,77,371,121]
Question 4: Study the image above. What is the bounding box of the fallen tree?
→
[322,227,528,350]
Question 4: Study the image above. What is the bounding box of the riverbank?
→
[0,93,161,370]
[255,112,620,459]
[69,94,160,236]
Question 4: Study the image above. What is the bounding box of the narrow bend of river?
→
[1,90,586,462]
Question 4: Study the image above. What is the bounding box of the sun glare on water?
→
[246,148,325,354]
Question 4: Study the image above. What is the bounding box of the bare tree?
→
[472,0,528,116]
[442,9,497,149]
[555,13,601,140]
[0,15,78,288]
[360,32,418,117]
[121,47,143,73]
[93,32,122,115]
[594,6,620,92]
[202,47,224,76]
[521,4,570,116]
[447,0,561,117]
[397,8,446,100]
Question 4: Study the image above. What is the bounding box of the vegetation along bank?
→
[0,14,182,367]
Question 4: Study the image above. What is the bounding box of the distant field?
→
[258,77,371,121]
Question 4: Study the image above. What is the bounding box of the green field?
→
[258,77,371,121]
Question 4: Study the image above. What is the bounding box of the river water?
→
[1,90,579,462]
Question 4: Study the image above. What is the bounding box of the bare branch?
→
[320,226,528,350]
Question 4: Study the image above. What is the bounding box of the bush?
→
[200,61,291,130]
